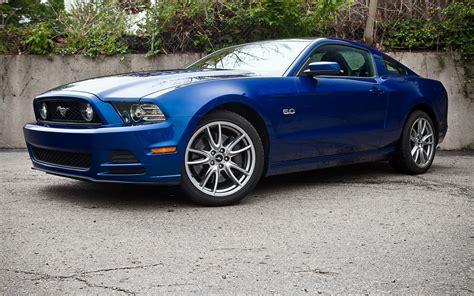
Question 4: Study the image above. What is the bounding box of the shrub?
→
[23,23,55,54]
[383,0,473,59]
[139,0,347,55]
[55,0,128,57]
[442,0,474,60]
[383,19,440,50]
[0,0,471,60]
[0,25,23,54]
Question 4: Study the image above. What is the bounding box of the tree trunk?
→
[364,0,378,45]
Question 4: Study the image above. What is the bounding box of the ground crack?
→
[293,268,338,276]
[1,263,164,294]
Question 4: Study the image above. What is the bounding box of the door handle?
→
[370,87,385,95]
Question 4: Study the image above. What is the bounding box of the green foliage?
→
[384,19,440,50]
[0,25,23,54]
[55,0,128,57]
[442,1,474,60]
[384,1,473,60]
[0,0,470,60]
[0,0,63,26]
[139,0,348,54]
[23,23,55,54]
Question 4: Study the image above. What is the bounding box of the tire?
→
[181,110,264,206]
[390,110,437,174]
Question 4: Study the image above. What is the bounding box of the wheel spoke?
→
[189,148,209,157]
[207,127,219,149]
[230,144,252,155]
[224,164,242,186]
[414,148,420,163]
[229,161,250,176]
[200,166,216,189]
[212,169,219,194]
[186,157,209,165]
[421,120,427,135]
[411,145,418,157]
[417,119,423,134]
[227,134,245,152]
[422,149,429,163]
[422,134,433,142]
[216,123,222,148]
[419,147,426,164]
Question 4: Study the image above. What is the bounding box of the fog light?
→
[82,103,94,122]
[39,102,48,120]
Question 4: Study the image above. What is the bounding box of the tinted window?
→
[302,44,375,77]
[383,55,406,76]
[188,41,311,76]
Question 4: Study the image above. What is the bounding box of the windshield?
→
[188,40,311,76]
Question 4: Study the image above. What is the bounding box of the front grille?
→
[31,146,92,169]
[37,99,101,124]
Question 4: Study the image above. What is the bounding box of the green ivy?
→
[384,1,473,60]
[442,1,474,60]
[23,23,55,55]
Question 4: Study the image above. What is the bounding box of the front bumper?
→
[23,119,191,184]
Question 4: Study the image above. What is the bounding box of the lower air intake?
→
[31,145,91,169]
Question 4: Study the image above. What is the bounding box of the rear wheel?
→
[390,110,437,174]
[181,110,264,206]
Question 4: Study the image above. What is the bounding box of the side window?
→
[302,44,374,77]
[383,56,406,76]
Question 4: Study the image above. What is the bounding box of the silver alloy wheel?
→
[185,121,256,197]
[409,118,435,168]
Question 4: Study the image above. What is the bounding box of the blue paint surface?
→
[23,38,448,184]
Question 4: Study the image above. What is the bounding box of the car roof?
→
[241,37,383,55]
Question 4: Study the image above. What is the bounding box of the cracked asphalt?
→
[0,150,473,294]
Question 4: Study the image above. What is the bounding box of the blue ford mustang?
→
[23,38,448,206]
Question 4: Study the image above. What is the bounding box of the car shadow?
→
[40,160,444,209]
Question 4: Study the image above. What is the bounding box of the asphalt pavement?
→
[1,150,472,294]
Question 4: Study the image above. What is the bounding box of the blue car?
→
[23,38,448,206]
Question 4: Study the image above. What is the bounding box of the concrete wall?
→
[0,53,202,148]
[0,52,473,149]
[392,52,474,150]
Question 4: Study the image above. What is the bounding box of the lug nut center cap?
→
[215,154,223,162]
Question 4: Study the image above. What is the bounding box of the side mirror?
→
[303,62,341,76]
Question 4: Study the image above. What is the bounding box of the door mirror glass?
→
[303,62,341,76]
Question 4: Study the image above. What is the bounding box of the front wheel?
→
[390,110,437,174]
[181,110,264,206]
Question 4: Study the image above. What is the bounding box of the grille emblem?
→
[56,106,70,117]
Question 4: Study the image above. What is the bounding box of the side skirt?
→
[266,147,396,177]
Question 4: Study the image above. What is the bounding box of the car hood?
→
[48,69,254,100]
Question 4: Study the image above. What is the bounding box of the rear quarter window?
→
[383,55,406,76]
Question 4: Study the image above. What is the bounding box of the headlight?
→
[112,102,166,125]
[81,103,94,122]
[39,102,48,120]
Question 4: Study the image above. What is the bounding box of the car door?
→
[294,44,388,158]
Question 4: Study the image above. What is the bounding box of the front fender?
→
[142,79,276,170]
